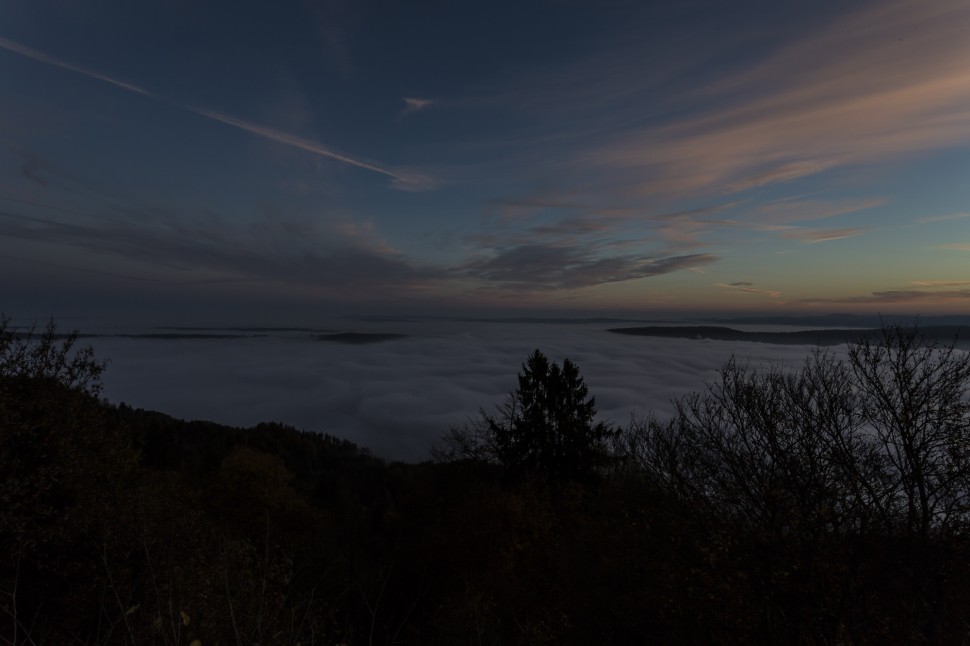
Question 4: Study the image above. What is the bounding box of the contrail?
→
[190,107,399,179]
[0,35,417,186]
[0,36,152,96]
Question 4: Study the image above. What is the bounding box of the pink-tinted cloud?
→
[402,97,434,113]
[752,198,885,225]
[577,0,970,197]
[909,280,970,287]
[465,244,719,292]
[779,227,867,243]
[715,282,781,298]
[916,213,970,225]
[726,160,841,193]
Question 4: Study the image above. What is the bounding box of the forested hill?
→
[6,319,970,643]
[609,324,970,346]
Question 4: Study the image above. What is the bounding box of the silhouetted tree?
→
[437,349,613,481]
[617,323,970,642]
[0,314,105,395]
[0,318,133,641]
[849,324,970,539]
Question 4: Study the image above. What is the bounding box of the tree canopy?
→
[438,349,613,481]
[0,315,105,395]
[8,317,970,643]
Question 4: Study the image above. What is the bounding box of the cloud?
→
[466,244,718,291]
[939,244,970,251]
[646,205,735,250]
[529,216,613,236]
[89,322,829,460]
[727,160,841,193]
[0,35,152,96]
[532,0,970,197]
[779,227,867,243]
[0,35,433,190]
[715,282,780,298]
[189,112,434,190]
[909,280,970,287]
[916,212,970,224]
[729,281,752,287]
[20,152,46,188]
[189,107,430,188]
[487,196,591,220]
[402,97,434,114]
[387,168,440,192]
[0,202,448,296]
[752,198,885,225]
[481,197,732,255]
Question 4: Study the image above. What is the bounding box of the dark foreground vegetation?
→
[3,317,970,644]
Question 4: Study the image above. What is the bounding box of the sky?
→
[2,0,970,323]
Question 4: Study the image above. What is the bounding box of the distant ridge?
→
[41,333,266,340]
[345,315,673,325]
[703,314,970,328]
[608,325,970,347]
[157,326,324,333]
[315,332,408,344]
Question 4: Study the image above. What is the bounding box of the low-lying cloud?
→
[90,321,828,461]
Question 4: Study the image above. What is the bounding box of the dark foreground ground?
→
[5,374,970,644]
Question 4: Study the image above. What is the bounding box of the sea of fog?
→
[82,319,854,461]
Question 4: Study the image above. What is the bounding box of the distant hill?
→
[608,325,970,347]
[703,314,970,327]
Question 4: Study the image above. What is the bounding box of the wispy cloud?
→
[726,160,841,193]
[19,152,47,188]
[0,35,152,96]
[909,280,970,287]
[715,282,780,298]
[752,198,885,225]
[482,196,732,256]
[0,35,434,190]
[545,0,970,199]
[529,217,613,236]
[647,205,736,251]
[487,196,590,220]
[0,201,447,295]
[939,243,970,251]
[189,107,424,187]
[916,212,970,225]
[465,244,718,291]
[402,97,434,114]
[779,227,867,243]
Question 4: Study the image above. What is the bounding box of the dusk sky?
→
[3,0,970,323]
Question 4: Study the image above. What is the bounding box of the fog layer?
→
[90,321,831,461]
